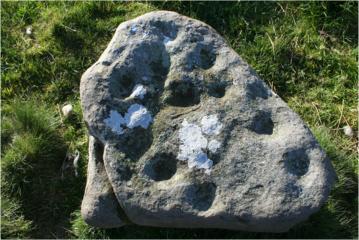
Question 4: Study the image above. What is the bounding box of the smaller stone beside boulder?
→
[81,136,125,228]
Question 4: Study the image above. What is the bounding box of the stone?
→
[343,125,354,137]
[81,136,126,228]
[80,11,336,232]
[62,104,73,117]
[25,26,32,36]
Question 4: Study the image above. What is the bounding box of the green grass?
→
[1,1,357,239]
[1,196,32,239]
[1,99,88,238]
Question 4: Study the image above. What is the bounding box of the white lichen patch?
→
[177,120,208,161]
[129,84,147,99]
[177,119,214,174]
[104,110,126,134]
[201,114,223,135]
[124,104,152,129]
[104,104,152,134]
[190,152,213,172]
[208,139,221,154]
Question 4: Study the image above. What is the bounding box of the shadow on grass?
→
[1,100,87,238]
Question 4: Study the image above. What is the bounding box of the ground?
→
[1,2,357,239]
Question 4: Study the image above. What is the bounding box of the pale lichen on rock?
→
[128,84,147,100]
[201,114,223,136]
[104,104,152,135]
[177,119,213,174]
[177,115,224,174]
[104,110,125,134]
[124,104,152,129]
[208,139,221,153]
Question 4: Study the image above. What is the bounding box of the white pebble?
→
[343,125,354,137]
[25,26,32,35]
[62,104,73,117]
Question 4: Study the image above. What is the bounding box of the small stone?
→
[25,26,32,35]
[62,104,73,117]
[343,125,354,137]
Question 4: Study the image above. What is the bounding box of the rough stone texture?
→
[81,136,125,228]
[80,11,336,232]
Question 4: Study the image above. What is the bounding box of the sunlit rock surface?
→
[80,11,335,232]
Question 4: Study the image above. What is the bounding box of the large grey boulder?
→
[80,11,335,232]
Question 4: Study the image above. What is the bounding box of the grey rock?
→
[81,136,125,228]
[80,11,336,232]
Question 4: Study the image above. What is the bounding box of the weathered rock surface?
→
[80,11,336,232]
[81,136,125,228]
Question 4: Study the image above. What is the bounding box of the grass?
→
[1,196,32,239]
[1,99,88,238]
[1,1,357,239]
